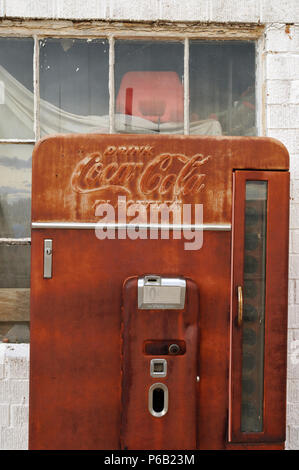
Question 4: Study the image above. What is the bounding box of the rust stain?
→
[285,24,292,38]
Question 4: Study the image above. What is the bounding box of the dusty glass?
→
[0,144,33,238]
[115,40,184,134]
[0,37,34,139]
[241,181,267,433]
[189,41,256,136]
[40,38,109,135]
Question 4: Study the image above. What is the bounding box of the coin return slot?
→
[148,383,168,418]
[144,340,186,355]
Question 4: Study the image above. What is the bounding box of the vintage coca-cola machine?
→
[29,134,289,450]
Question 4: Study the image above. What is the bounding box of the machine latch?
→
[43,239,53,279]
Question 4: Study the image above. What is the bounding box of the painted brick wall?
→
[0,0,298,450]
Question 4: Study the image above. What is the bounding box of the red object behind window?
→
[116,71,184,123]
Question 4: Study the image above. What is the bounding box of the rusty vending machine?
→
[29,134,289,450]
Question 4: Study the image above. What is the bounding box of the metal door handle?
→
[237,285,243,327]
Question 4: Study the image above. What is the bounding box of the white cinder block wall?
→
[0,0,298,450]
[0,344,29,450]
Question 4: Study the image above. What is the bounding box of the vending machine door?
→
[121,276,199,450]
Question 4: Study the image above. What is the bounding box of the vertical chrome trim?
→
[33,35,40,141]
[184,37,190,135]
[148,383,168,418]
[109,35,115,134]
[256,33,266,137]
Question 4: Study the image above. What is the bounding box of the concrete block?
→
[288,379,299,402]
[0,404,10,427]
[290,255,299,279]
[290,179,299,202]
[56,0,107,20]
[5,0,55,19]
[11,405,29,427]
[108,0,159,21]
[289,279,295,303]
[0,380,8,404]
[288,425,299,449]
[0,345,5,380]
[288,305,299,328]
[266,54,299,81]
[210,0,260,23]
[261,0,299,23]
[4,345,29,380]
[292,231,299,252]
[265,24,299,53]
[290,81,299,104]
[287,403,299,425]
[0,425,28,450]
[159,0,209,22]
[266,80,291,105]
[0,344,6,365]
[288,351,299,378]
[267,130,298,155]
[267,104,299,129]
[6,380,29,405]
[290,155,299,179]
[288,329,299,351]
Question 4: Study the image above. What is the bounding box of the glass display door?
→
[229,170,289,444]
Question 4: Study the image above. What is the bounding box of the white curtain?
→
[0,65,222,137]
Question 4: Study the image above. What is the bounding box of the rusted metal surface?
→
[31,134,288,224]
[121,277,199,450]
[29,134,289,450]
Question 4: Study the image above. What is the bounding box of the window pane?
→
[0,245,30,343]
[40,38,109,135]
[190,41,255,136]
[241,181,267,433]
[0,245,30,288]
[0,144,33,238]
[0,37,34,139]
[115,40,184,134]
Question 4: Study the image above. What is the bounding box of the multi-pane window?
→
[0,36,256,342]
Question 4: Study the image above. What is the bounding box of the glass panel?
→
[115,40,184,134]
[0,37,34,139]
[0,245,30,343]
[0,144,33,238]
[241,181,267,433]
[190,41,255,136]
[40,38,109,135]
[0,245,30,288]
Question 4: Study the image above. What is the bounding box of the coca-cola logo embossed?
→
[71,145,211,202]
